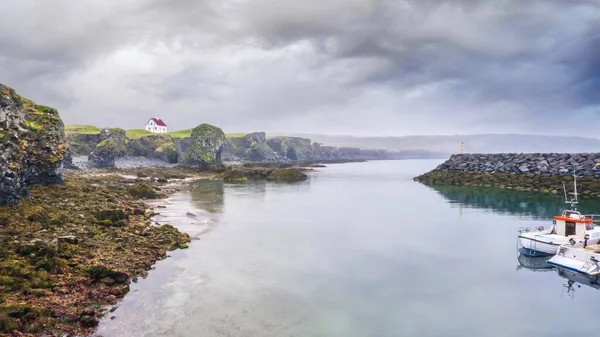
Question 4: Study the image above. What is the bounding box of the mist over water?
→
[94,160,600,337]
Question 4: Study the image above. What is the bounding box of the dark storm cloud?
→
[0,0,599,135]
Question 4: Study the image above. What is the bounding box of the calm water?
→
[94,160,600,337]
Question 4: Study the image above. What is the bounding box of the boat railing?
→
[583,214,600,224]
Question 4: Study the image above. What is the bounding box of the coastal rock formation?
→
[180,124,226,167]
[0,83,67,205]
[126,135,178,163]
[267,137,314,161]
[414,153,600,198]
[225,132,284,162]
[67,133,102,155]
[65,124,429,168]
[88,128,127,168]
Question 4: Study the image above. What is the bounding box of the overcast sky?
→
[1,0,599,136]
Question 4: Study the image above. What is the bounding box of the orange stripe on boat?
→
[553,216,593,223]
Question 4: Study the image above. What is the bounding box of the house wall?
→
[145,121,167,133]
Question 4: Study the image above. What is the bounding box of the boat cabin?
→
[553,210,594,237]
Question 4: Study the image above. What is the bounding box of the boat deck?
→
[583,244,600,253]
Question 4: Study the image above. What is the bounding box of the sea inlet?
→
[94,160,600,337]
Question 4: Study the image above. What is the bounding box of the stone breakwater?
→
[414,153,600,199]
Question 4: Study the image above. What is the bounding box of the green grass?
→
[35,105,55,114]
[65,125,102,135]
[167,129,193,138]
[126,129,154,139]
[24,120,42,132]
[225,133,248,139]
[168,129,247,139]
[66,125,249,139]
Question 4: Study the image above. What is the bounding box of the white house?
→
[145,118,168,133]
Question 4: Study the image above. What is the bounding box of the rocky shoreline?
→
[0,162,318,337]
[0,170,198,336]
[0,81,370,336]
[414,153,600,198]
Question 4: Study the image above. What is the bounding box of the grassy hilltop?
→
[65,125,247,140]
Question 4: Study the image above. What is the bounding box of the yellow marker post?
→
[459,143,464,154]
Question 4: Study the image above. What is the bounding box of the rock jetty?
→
[414,153,600,198]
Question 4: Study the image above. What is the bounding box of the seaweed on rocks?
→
[0,172,190,336]
[219,166,309,183]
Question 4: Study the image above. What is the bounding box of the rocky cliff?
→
[0,83,67,205]
[414,153,600,198]
[66,126,418,168]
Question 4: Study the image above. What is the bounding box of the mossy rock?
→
[87,265,130,284]
[0,303,51,333]
[220,169,248,183]
[95,209,127,223]
[127,183,159,199]
[181,124,226,167]
[267,168,308,182]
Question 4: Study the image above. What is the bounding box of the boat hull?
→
[548,246,600,276]
[518,236,560,257]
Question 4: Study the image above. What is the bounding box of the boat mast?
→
[568,169,578,210]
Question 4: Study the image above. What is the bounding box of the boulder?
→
[0,83,67,205]
[180,124,226,167]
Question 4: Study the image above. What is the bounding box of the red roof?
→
[149,118,167,127]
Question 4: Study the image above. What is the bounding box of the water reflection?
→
[556,267,600,292]
[515,252,600,298]
[516,253,553,272]
[427,185,600,219]
[189,180,224,213]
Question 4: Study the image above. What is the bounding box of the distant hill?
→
[271,133,600,155]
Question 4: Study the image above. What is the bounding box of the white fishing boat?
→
[517,171,600,256]
[548,240,600,276]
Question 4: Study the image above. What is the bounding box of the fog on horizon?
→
[0,0,598,137]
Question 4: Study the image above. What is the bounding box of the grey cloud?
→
[0,0,599,136]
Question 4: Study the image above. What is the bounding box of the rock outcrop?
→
[224,132,284,162]
[0,83,67,205]
[267,137,314,161]
[88,128,127,168]
[126,135,178,163]
[67,133,102,155]
[180,124,226,167]
[414,153,600,198]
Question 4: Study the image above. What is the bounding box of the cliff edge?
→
[0,84,67,205]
